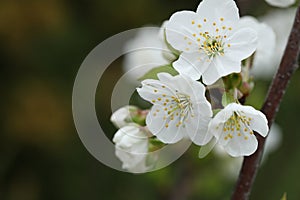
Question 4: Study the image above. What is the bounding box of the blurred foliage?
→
[138,64,178,81]
[1,0,300,200]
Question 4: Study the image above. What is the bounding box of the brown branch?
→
[232,4,300,200]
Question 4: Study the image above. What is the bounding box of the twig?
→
[232,4,300,200]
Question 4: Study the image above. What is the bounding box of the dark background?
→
[1,0,300,199]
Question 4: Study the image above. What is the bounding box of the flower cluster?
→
[165,0,257,85]
[111,0,272,172]
[110,106,159,173]
[137,73,213,145]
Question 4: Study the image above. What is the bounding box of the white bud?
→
[110,106,138,128]
[113,125,150,173]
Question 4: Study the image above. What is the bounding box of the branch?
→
[232,4,300,200]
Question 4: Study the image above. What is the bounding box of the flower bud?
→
[110,106,148,128]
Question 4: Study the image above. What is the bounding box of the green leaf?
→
[148,137,166,152]
[221,91,235,107]
[212,109,221,116]
[163,28,181,57]
[199,137,217,158]
[145,152,158,167]
[138,64,178,81]
[280,193,287,200]
[222,73,242,90]
[230,73,242,88]
[131,116,146,126]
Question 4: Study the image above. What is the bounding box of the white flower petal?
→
[146,104,184,143]
[196,0,239,23]
[123,25,175,82]
[252,22,276,74]
[194,99,213,116]
[222,130,258,157]
[254,9,297,79]
[207,120,224,139]
[226,28,258,61]
[210,105,234,125]
[137,79,176,104]
[173,52,209,80]
[238,16,276,78]
[162,115,187,142]
[157,72,198,85]
[136,85,160,103]
[230,103,269,137]
[145,105,166,134]
[265,0,295,8]
[227,104,269,137]
[113,126,148,149]
[138,74,212,145]
[110,106,138,128]
[162,73,208,104]
[217,56,241,74]
[115,147,146,170]
[202,56,241,85]
[202,61,223,85]
[166,11,202,52]
[164,0,258,85]
[113,125,149,172]
[208,103,269,157]
[185,105,213,145]
[247,111,269,137]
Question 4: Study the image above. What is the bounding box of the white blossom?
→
[214,123,281,179]
[123,22,175,83]
[254,8,297,78]
[165,0,257,85]
[265,0,295,8]
[110,105,138,128]
[113,125,150,173]
[238,16,276,77]
[137,73,213,145]
[208,103,269,157]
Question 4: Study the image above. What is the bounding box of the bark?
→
[231,4,300,200]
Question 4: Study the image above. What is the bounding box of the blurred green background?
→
[1,0,300,199]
